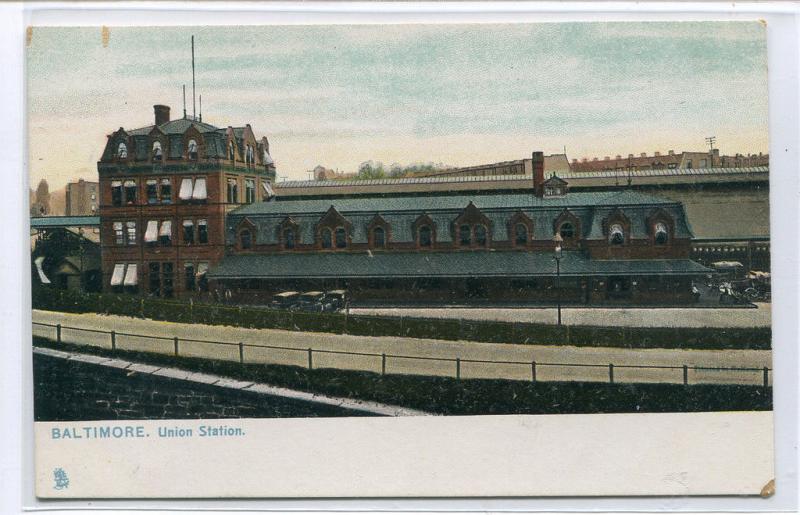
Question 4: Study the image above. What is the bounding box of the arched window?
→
[240,229,252,249]
[321,228,333,249]
[152,141,162,161]
[283,228,295,249]
[514,223,528,246]
[475,225,488,247]
[654,222,668,245]
[188,139,198,160]
[117,142,128,158]
[335,227,347,248]
[372,227,386,248]
[228,141,235,161]
[609,223,625,245]
[418,226,432,248]
[459,224,471,246]
[559,222,575,239]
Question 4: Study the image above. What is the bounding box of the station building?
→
[208,153,709,305]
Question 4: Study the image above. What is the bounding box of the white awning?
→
[111,180,122,188]
[182,219,194,227]
[192,177,207,200]
[159,220,172,237]
[144,220,158,242]
[123,179,136,187]
[34,256,51,285]
[110,264,126,286]
[196,262,209,277]
[123,263,138,286]
[179,178,193,200]
[146,179,157,186]
[262,181,275,199]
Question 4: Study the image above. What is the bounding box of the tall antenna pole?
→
[191,35,196,120]
[199,94,202,123]
[705,135,716,168]
[182,84,186,118]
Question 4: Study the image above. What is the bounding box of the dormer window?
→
[239,229,252,249]
[372,227,386,248]
[514,223,529,246]
[188,139,198,160]
[559,222,575,239]
[283,228,296,249]
[335,227,347,249]
[418,225,433,248]
[321,228,333,249]
[609,223,625,245]
[117,142,128,159]
[459,224,471,246]
[228,141,235,161]
[654,222,669,245]
[152,141,162,161]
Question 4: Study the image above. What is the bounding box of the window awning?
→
[110,264,126,286]
[144,220,159,242]
[111,180,122,188]
[161,178,171,185]
[159,220,172,237]
[146,179,157,185]
[34,256,51,285]
[123,180,136,187]
[182,219,194,227]
[179,178,193,200]
[192,177,207,200]
[123,263,138,286]
[263,181,275,199]
[196,262,209,277]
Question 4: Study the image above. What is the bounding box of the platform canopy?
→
[208,251,710,280]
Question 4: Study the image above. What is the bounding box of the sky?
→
[27,22,769,189]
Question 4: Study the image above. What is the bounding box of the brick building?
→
[65,179,99,216]
[210,153,708,305]
[98,105,276,298]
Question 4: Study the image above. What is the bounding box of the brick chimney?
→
[654,151,661,157]
[532,151,544,196]
[640,153,647,158]
[668,150,675,155]
[154,105,170,126]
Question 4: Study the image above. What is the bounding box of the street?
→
[350,303,771,328]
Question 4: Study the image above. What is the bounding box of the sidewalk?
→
[33,310,772,386]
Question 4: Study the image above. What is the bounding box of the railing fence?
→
[35,321,771,387]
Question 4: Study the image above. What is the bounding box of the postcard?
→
[27,21,773,498]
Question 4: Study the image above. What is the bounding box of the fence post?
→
[608,363,614,384]
[173,336,179,357]
[110,330,116,351]
[56,324,61,344]
[239,342,244,364]
[307,348,313,370]
[531,361,537,383]
[456,358,461,380]
[381,353,386,376]
[683,365,688,385]
[763,367,769,388]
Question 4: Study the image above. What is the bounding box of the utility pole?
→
[705,136,716,168]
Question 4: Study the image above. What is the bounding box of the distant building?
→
[65,179,99,216]
[412,154,571,179]
[30,179,51,217]
[570,149,768,172]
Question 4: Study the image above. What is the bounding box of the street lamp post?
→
[553,233,563,327]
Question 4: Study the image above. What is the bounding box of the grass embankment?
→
[34,337,772,415]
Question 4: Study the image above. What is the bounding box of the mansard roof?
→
[127,118,220,136]
[232,189,676,217]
